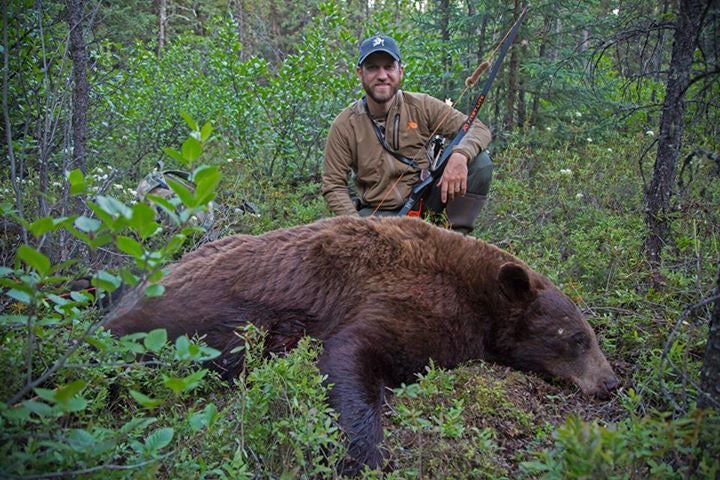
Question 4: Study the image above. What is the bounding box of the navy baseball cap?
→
[357,35,401,65]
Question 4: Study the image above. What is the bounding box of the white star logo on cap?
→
[372,37,385,47]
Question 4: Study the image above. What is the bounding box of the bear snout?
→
[575,366,620,400]
[603,374,620,392]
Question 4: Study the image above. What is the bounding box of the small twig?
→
[8,316,105,405]
[659,291,720,412]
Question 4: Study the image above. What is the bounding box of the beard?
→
[362,80,399,104]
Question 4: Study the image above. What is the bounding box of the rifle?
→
[397,5,529,216]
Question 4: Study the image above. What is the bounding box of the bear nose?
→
[604,376,620,392]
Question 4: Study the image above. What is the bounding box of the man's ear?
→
[356,65,363,80]
[498,262,534,303]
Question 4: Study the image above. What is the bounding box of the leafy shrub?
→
[520,410,720,479]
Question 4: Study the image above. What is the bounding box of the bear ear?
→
[498,262,534,303]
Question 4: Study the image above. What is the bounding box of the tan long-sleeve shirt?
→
[322,90,491,216]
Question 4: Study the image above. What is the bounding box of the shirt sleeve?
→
[322,119,360,216]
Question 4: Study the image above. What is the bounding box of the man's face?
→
[356,52,404,105]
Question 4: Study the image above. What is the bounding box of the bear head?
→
[494,262,619,399]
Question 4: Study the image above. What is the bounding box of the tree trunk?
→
[439,0,451,96]
[504,0,521,130]
[649,0,670,126]
[157,0,166,55]
[698,261,720,410]
[531,15,551,127]
[67,0,88,174]
[2,0,28,244]
[643,0,709,265]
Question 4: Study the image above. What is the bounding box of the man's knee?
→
[467,151,493,196]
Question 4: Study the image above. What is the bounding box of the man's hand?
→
[437,152,469,203]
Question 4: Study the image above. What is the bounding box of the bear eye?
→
[571,332,588,349]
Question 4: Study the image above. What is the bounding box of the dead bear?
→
[104,215,618,471]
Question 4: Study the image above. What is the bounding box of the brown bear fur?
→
[104,215,618,471]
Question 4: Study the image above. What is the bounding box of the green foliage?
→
[388,362,508,479]
[226,330,345,478]
[2,1,720,478]
[520,410,720,479]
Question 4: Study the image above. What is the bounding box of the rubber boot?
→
[446,193,487,234]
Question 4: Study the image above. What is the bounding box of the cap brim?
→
[358,49,401,65]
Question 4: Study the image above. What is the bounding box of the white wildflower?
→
[560,168,573,176]
[113,183,123,190]
[52,181,62,187]
[227,158,234,163]
[587,137,593,143]
[645,130,654,136]
[607,148,613,152]
[546,126,552,131]
[445,98,453,107]
[575,111,582,117]
[576,192,584,199]
[96,167,104,174]
[612,8,619,15]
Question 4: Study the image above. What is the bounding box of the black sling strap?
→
[362,97,420,171]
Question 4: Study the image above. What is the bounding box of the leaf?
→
[164,234,187,256]
[116,235,144,257]
[192,166,220,205]
[144,284,165,298]
[95,195,133,220]
[119,267,139,287]
[200,121,213,142]
[17,244,51,275]
[23,399,56,418]
[120,416,157,435]
[146,193,180,225]
[189,403,219,432]
[6,289,31,304]
[180,111,199,131]
[0,314,28,326]
[130,203,160,239]
[163,147,185,164]
[174,335,190,359]
[55,380,87,404]
[2,403,31,421]
[67,429,97,452]
[129,389,164,409]
[144,427,174,453]
[166,178,195,208]
[75,215,102,233]
[163,369,207,394]
[29,216,68,237]
[67,169,86,195]
[181,136,202,164]
[92,270,122,292]
[144,328,167,352]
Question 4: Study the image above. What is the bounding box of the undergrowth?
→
[2,123,719,478]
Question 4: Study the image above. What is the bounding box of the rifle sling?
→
[363,97,420,171]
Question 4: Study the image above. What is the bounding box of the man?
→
[322,34,493,233]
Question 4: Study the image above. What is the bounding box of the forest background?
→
[1,0,719,478]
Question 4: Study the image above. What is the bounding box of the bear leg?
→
[318,328,388,473]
